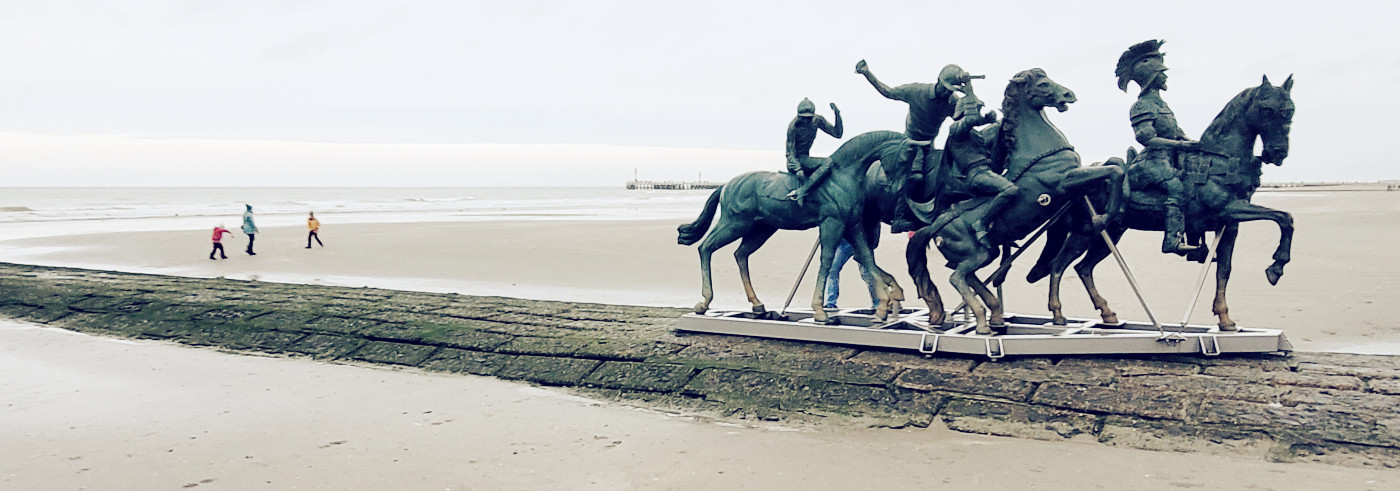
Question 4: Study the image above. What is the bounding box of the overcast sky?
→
[0,0,1392,186]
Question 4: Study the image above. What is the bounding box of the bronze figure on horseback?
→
[1030,40,1296,331]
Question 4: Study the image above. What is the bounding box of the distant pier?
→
[626,180,722,190]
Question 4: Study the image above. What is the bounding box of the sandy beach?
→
[5,320,1397,490]
[4,186,1400,488]
[4,189,1400,353]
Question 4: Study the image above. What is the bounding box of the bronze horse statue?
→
[907,68,1125,334]
[1029,75,1296,330]
[679,130,921,323]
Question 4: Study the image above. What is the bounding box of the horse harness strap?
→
[1007,145,1075,183]
[1178,150,1245,189]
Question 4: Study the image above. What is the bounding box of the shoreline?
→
[4,261,1400,473]
[4,199,1400,353]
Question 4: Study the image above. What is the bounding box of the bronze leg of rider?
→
[965,169,1018,245]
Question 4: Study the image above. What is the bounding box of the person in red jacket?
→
[210,224,233,260]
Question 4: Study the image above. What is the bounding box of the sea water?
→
[0,187,713,242]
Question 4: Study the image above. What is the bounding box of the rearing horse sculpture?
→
[908,68,1124,334]
[1029,75,1295,330]
[679,130,920,323]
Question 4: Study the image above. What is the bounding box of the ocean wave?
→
[0,206,34,212]
[403,196,475,203]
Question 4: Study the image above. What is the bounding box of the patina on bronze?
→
[906,68,1124,335]
[1030,72,1295,331]
[784,98,844,205]
[855,59,981,234]
[1116,40,1201,255]
[678,130,922,324]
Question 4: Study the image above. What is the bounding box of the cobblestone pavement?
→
[3,262,1398,467]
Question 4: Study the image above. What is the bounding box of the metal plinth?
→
[676,309,1291,359]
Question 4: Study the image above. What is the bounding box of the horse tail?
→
[677,187,722,246]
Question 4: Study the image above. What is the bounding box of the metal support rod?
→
[779,236,821,315]
[1180,227,1228,328]
[1082,197,1162,333]
[950,203,1073,312]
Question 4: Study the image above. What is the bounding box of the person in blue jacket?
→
[241,204,259,255]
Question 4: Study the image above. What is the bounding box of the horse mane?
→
[1202,86,1257,141]
[994,69,1041,171]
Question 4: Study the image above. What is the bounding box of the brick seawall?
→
[2,262,1397,468]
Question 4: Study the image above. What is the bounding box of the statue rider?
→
[784,98,843,205]
[856,60,979,233]
[1116,39,1200,255]
[944,83,1016,246]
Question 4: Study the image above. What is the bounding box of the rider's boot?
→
[891,199,919,233]
[891,173,924,234]
[1162,201,1198,255]
[973,186,1017,246]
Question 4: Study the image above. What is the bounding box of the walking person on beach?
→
[241,204,259,255]
[824,239,879,310]
[210,224,233,260]
[306,211,323,249]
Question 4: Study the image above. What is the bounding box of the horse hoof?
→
[990,323,1008,335]
[1102,314,1120,325]
[976,325,993,335]
[1219,322,1238,332]
[693,302,708,314]
[1266,266,1284,286]
[752,304,767,314]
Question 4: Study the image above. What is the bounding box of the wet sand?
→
[4,321,1396,490]
[5,189,1400,353]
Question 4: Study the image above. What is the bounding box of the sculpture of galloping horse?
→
[907,68,1125,334]
[678,130,921,323]
[1029,75,1295,330]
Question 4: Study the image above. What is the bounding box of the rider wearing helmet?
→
[944,83,1015,246]
[1117,39,1200,255]
[856,60,979,233]
[784,98,843,205]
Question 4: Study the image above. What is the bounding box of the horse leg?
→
[734,225,779,313]
[1213,225,1241,331]
[693,219,747,313]
[1060,166,1125,226]
[968,272,1004,332]
[846,227,894,321]
[809,219,843,324]
[1043,227,1085,326]
[1221,201,1294,285]
[1075,229,1122,324]
[906,225,945,324]
[949,264,990,335]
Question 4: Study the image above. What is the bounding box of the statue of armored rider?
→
[856,59,979,233]
[784,98,844,205]
[943,82,1015,246]
[1117,39,1200,254]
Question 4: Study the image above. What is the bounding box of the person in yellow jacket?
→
[306,211,323,249]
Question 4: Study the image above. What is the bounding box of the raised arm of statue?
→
[855,59,895,100]
[819,103,844,139]
[785,120,801,171]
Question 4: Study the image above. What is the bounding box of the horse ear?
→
[1282,74,1294,92]
[1261,74,1271,87]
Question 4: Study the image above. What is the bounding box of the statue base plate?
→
[677,309,1291,359]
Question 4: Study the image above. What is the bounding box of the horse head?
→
[1203,75,1295,167]
[1250,75,1295,165]
[1006,68,1077,114]
[995,69,1077,171]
